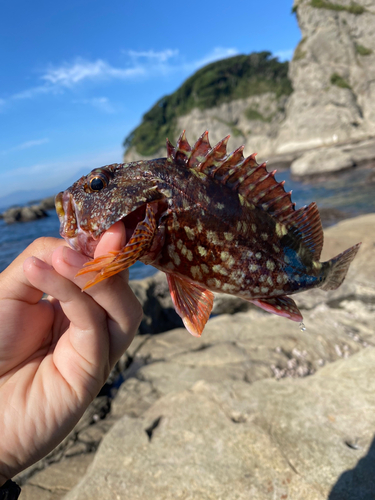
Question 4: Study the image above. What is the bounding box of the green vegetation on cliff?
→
[310,0,365,15]
[123,51,292,157]
[330,73,351,89]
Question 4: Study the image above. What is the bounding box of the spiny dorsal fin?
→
[166,131,296,221]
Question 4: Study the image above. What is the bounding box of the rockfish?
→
[55,131,361,336]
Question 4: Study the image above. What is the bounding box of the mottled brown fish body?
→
[56,131,361,336]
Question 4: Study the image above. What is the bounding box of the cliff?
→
[277,0,375,154]
[124,0,375,169]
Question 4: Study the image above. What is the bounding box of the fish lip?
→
[56,190,100,258]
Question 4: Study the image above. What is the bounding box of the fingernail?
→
[62,247,87,268]
[31,257,53,270]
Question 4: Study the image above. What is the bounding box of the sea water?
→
[0,210,156,280]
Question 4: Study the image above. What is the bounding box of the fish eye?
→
[87,172,109,192]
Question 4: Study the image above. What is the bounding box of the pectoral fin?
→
[77,203,157,290]
[248,296,303,322]
[167,274,214,337]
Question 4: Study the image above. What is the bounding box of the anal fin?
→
[167,274,214,337]
[77,203,157,290]
[248,296,303,322]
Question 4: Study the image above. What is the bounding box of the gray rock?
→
[276,0,375,155]
[64,347,375,500]
[291,146,355,176]
[2,205,48,223]
[20,455,93,500]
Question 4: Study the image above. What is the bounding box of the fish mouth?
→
[55,191,100,257]
[55,192,168,258]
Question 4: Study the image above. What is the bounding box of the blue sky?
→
[0,0,301,203]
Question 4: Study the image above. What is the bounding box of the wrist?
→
[0,475,7,488]
[0,479,21,499]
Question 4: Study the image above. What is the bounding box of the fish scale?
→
[55,130,361,336]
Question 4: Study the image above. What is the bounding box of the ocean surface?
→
[0,166,374,279]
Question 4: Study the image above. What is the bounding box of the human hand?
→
[0,222,142,484]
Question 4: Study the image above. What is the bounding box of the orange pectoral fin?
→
[76,203,157,290]
[248,296,303,322]
[167,274,214,337]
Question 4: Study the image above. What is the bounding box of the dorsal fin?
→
[166,131,300,222]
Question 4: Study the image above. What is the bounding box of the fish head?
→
[55,161,168,257]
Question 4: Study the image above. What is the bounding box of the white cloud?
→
[6,47,240,104]
[1,138,49,155]
[17,138,50,150]
[12,85,58,100]
[42,58,145,87]
[127,49,179,63]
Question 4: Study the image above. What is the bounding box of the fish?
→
[55,131,361,337]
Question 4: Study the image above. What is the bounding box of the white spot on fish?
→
[168,244,181,266]
[207,278,221,288]
[184,226,195,240]
[198,245,207,257]
[227,255,236,267]
[275,222,288,237]
[201,263,209,274]
[190,265,202,280]
[222,283,236,293]
[220,251,230,261]
[266,260,275,271]
[212,264,228,276]
[207,230,223,246]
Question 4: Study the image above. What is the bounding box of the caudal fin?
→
[320,243,361,291]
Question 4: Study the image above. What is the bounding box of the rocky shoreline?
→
[0,196,55,224]
[16,213,375,499]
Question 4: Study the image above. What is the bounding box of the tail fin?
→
[320,243,361,291]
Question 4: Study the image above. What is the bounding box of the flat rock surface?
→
[65,348,375,500]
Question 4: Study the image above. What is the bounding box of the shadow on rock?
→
[329,435,375,500]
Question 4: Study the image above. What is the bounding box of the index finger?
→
[0,237,71,304]
[52,223,143,363]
